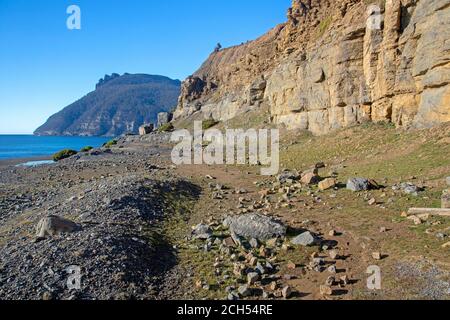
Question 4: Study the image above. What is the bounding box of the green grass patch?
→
[318,17,332,37]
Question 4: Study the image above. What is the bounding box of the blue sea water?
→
[0,135,111,160]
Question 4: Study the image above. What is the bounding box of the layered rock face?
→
[174,0,450,135]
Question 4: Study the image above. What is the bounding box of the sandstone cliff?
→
[174,0,450,135]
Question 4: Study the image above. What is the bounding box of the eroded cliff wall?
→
[174,0,450,135]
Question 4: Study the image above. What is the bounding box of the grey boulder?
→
[347,178,370,192]
[291,231,319,246]
[224,214,286,241]
[192,223,213,240]
[35,215,80,240]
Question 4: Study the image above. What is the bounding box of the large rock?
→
[291,231,319,246]
[223,214,286,241]
[347,178,370,192]
[393,182,422,196]
[318,178,336,191]
[35,216,80,239]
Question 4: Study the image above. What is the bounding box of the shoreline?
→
[0,155,53,169]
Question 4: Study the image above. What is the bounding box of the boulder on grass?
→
[301,173,321,185]
[291,231,319,246]
[224,214,286,241]
[347,178,370,192]
[318,178,336,191]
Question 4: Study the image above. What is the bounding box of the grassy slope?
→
[167,118,450,299]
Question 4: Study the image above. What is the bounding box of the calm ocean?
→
[0,135,111,160]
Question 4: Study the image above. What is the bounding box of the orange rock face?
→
[174,0,450,135]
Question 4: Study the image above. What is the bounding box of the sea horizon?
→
[0,134,111,160]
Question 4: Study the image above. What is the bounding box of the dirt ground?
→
[161,121,450,300]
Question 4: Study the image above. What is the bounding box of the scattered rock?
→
[255,262,267,275]
[291,231,319,246]
[393,182,422,196]
[340,275,349,285]
[315,162,326,169]
[327,266,337,274]
[325,276,335,286]
[277,171,299,184]
[318,178,336,191]
[42,291,53,301]
[235,188,248,194]
[192,223,213,240]
[287,261,297,270]
[282,286,293,299]
[230,231,243,247]
[329,250,339,260]
[446,177,450,186]
[368,198,376,206]
[407,215,423,225]
[249,238,260,248]
[247,272,260,285]
[224,214,286,241]
[301,173,320,185]
[223,237,236,247]
[238,285,252,297]
[269,282,277,291]
[228,292,239,300]
[372,252,382,261]
[320,285,333,296]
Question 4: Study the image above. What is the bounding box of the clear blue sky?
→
[0,0,291,134]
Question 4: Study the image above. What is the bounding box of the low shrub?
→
[80,146,93,152]
[202,119,219,130]
[53,149,77,162]
[158,123,174,132]
[103,139,118,148]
